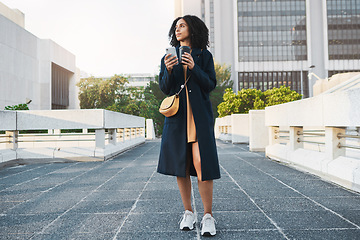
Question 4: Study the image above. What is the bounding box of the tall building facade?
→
[175,0,360,97]
[0,2,80,110]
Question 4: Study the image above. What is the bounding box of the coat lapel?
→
[191,48,202,65]
[188,48,202,77]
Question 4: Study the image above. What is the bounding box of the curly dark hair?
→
[168,15,209,49]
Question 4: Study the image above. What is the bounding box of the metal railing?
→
[272,127,360,151]
[337,132,360,150]
[297,130,325,146]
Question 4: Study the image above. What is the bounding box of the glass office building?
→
[236,0,360,98]
[176,0,360,98]
[237,0,307,62]
[237,0,308,96]
[327,0,360,60]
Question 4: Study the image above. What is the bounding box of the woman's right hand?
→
[164,54,178,73]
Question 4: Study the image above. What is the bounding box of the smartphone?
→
[179,46,191,65]
[165,47,178,65]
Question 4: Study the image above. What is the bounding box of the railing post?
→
[6,131,18,150]
[95,129,105,148]
[108,129,117,145]
[269,126,279,146]
[290,126,303,151]
[325,127,345,160]
[82,129,88,134]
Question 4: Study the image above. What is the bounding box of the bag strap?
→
[175,49,202,96]
[176,49,202,95]
[176,72,191,96]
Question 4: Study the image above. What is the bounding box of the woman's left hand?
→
[181,52,195,70]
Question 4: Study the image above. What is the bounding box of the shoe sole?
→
[180,222,195,231]
[181,226,193,231]
[202,231,216,237]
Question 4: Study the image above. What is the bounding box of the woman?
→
[157,15,220,236]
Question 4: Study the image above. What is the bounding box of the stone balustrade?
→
[265,87,360,192]
[0,109,147,166]
[214,110,268,151]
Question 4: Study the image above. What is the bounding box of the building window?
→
[51,63,71,109]
[237,0,307,62]
[238,71,308,98]
[327,0,360,60]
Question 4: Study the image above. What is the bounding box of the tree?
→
[105,77,166,136]
[141,78,166,136]
[77,74,128,109]
[210,62,233,120]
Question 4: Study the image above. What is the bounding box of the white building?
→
[85,73,156,88]
[175,0,360,97]
[125,73,156,88]
[0,2,80,110]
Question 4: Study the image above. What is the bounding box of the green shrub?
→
[217,86,302,117]
[264,85,302,107]
[4,103,29,110]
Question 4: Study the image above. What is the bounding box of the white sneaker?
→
[201,213,216,236]
[180,210,196,230]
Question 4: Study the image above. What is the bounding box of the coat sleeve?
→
[159,55,175,95]
[190,51,217,93]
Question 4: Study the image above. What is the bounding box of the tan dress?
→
[184,67,197,143]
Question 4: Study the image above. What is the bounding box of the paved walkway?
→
[0,140,360,239]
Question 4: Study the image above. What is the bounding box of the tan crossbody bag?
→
[159,73,191,117]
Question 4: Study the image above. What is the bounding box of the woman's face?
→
[175,18,190,42]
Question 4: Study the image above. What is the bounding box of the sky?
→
[1,0,175,76]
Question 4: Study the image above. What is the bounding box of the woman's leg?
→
[177,148,193,212]
[192,142,213,215]
[177,175,193,212]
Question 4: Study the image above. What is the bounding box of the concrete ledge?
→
[249,110,268,151]
[14,109,145,130]
[0,111,16,131]
[231,114,249,143]
[0,137,145,165]
[215,111,268,151]
[0,149,17,163]
[266,145,360,193]
[265,87,360,127]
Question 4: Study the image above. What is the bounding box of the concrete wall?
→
[313,72,360,96]
[249,110,268,151]
[215,110,268,151]
[209,0,234,66]
[306,0,328,87]
[231,114,249,143]
[0,7,79,110]
[0,1,24,27]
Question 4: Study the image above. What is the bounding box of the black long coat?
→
[157,46,221,181]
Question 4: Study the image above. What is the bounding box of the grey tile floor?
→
[0,140,359,239]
